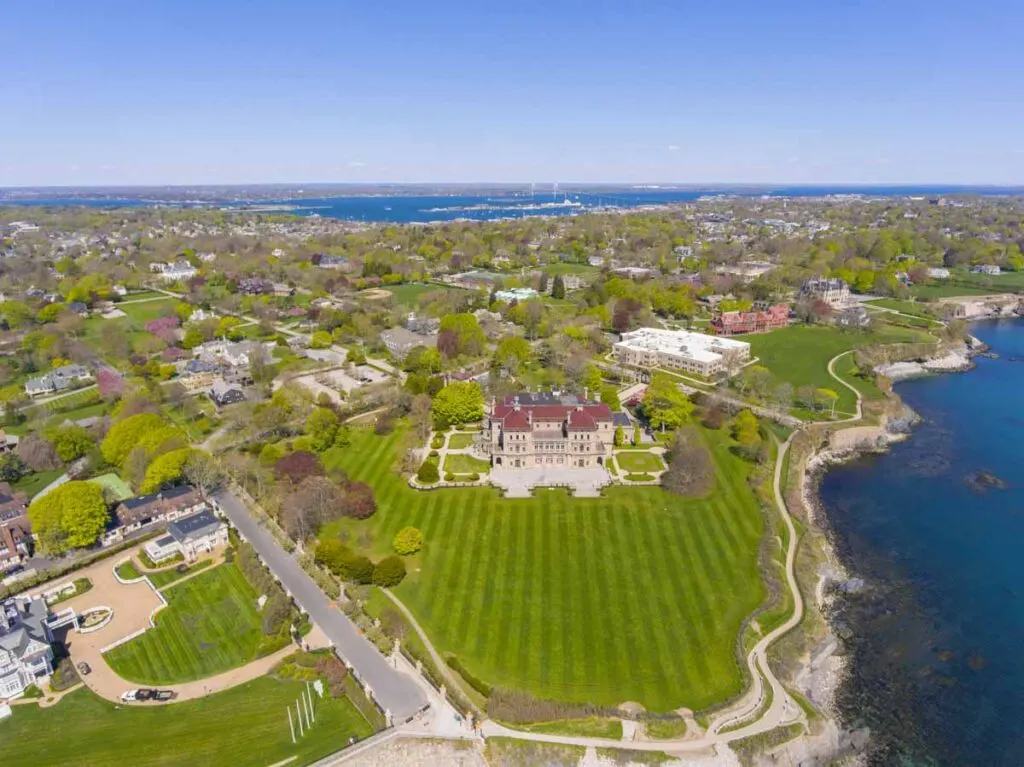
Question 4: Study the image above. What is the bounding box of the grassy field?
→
[320,426,766,713]
[12,469,63,499]
[148,559,214,590]
[89,473,133,501]
[865,298,940,320]
[746,323,933,415]
[447,432,477,449]
[1,677,374,767]
[443,453,490,474]
[613,451,666,473]
[382,282,465,307]
[104,563,264,684]
[910,282,998,299]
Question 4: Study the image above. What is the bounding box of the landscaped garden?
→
[104,563,265,684]
[320,426,766,713]
[3,676,375,767]
[442,453,490,475]
[613,451,665,473]
[446,432,477,450]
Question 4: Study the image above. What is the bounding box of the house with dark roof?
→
[0,596,54,700]
[112,485,205,539]
[482,392,615,469]
[0,483,30,570]
[24,364,92,397]
[144,508,227,563]
[209,377,245,407]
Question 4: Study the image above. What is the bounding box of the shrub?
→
[444,472,455,482]
[468,472,480,481]
[316,655,350,697]
[372,555,407,587]
[446,654,492,697]
[417,460,439,484]
[22,684,43,699]
[342,481,376,520]
[430,437,445,450]
[487,687,612,724]
[428,450,440,458]
[392,526,423,555]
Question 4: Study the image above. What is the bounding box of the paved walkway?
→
[489,466,611,498]
[214,488,428,722]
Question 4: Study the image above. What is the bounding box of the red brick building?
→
[711,303,789,336]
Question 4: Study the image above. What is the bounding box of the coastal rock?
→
[964,470,1007,493]
[876,348,973,381]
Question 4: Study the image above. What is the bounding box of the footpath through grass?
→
[746,324,931,414]
[1,677,374,767]
[321,426,766,713]
[104,563,264,684]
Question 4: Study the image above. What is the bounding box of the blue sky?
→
[2,0,1022,185]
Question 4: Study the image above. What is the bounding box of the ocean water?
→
[819,319,1024,766]
[3,185,1021,223]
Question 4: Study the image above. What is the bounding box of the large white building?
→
[613,328,751,377]
[799,278,851,308]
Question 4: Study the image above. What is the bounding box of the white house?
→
[971,264,1001,275]
[24,365,92,398]
[613,327,751,377]
[152,261,197,282]
[926,267,950,279]
[0,597,54,700]
[799,277,851,308]
[144,508,228,564]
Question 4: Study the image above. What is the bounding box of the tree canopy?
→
[641,373,694,431]
[432,381,484,428]
[28,481,109,554]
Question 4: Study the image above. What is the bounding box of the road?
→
[213,488,428,723]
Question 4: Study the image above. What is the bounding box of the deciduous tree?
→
[28,481,108,554]
[641,373,694,431]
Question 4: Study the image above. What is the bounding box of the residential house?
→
[24,365,92,398]
[186,308,215,323]
[66,301,89,316]
[112,485,205,539]
[314,254,351,271]
[587,255,606,267]
[0,484,31,570]
[210,378,245,407]
[176,359,221,393]
[380,326,434,360]
[144,509,227,564]
[715,261,777,283]
[238,277,274,295]
[799,277,851,308]
[272,283,296,297]
[611,266,656,280]
[152,261,197,282]
[836,305,871,328]
[711,303,790,336]
[0,596,55,700]
[495,287,538,302]
[926,267,951,279]
[971,264,1001,276]
[405,313,440,335]
[483,392,615,469]
[196,340,273,368]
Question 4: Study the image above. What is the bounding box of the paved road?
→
[213,489,428,722]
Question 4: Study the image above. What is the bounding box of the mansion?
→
[483,392,615,469]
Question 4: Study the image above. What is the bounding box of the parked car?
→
[76,661,91,676]
[135,688,157,701]
[153,690,177,701]
[120,690,139,702]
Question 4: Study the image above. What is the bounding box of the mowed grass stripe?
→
[324,427,765,712]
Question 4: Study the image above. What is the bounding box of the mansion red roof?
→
[491,393,613,432]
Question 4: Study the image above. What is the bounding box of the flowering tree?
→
[96,368,125,400]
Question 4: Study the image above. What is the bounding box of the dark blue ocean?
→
[819,319,1024,766]
[3,185,1021,223]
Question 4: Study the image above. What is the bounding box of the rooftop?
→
[168,509,223,544]
[615,328,750,363]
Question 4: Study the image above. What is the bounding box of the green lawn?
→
[1,677,375,767]
[865,298,940,320]
[745,323,933,415]
[910,282,997,299]
[613,451,666,473]
[148,559,215,590]
[115,560,143,581]
[320,426,766,713]
[88,473,133,502]
[520,716,623,738]
[119,298,180,323]
[383,282,463,307]
[443,453,490,474]
[104,563,264,684]
[447,432,477,450]
[12,469,63,499]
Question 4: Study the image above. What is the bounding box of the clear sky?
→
[2,0,1022,186]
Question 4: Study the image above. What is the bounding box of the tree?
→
[45,426,92,463]
[274,451,324,484]
[342,481,376,519]
[551,275,566,299]
[304,407,339,452]
[372,555,407,587]
[599,384,620,411]
[310,330,332,349]
[346,345,367,365]
[731,409,762,458]
[16,435,61,472]
[815,388,839,417]
[431,381,484,428]
[27,481,108,554]
[282,476,343,539]
[181,327,205,349]
[539,272,550,293]
[101,413,168,468]
[392,526,423,555]
[633,424,642,446]
[417,460,440,484]
[613,425,625,447]
[0,453,26,482]
[182,452,224,497]
[641,373,694,431]
[662,426,715,496]
[493,336,532,376]
[315,539,374,584]
[141,447,197,493]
